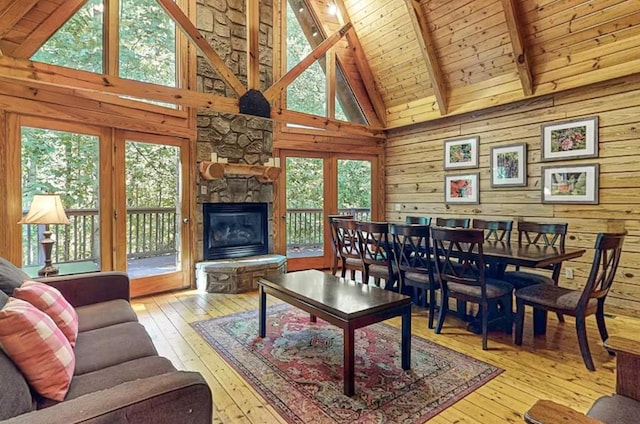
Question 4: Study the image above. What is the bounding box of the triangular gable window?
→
[286,0,368,125]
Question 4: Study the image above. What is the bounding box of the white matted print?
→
[541,164,599,204]
[541,116,598,161]
[445,173,479,204]
[444,136,479,170]
[490,143,527,187]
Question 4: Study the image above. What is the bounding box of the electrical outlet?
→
[200,185,207,195]
[565,268,574,279]
[394,204,401,211]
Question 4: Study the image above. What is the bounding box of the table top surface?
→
[258,269,411,319]
[479,242,586,267]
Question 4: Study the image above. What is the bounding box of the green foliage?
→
[337,160,371,209]
[125,142,179,208]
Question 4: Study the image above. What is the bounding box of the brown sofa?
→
[0,271,212,423]
[524,336,640,424]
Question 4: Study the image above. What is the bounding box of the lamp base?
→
[38,264,59,277]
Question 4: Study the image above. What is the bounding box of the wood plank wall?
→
[385,73,640,318]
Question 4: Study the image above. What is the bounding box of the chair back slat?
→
[431,227,485,288]
[335,218,360,260]
[389,223,432,271]
[435,217,470,228]
[472,219,513,243]
[405,216,432,225]
[356,221,391,266]
[328,214,353,256]
[517,221,567,248]
[581,232,626,305]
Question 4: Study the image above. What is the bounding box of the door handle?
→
[182,218,190,224]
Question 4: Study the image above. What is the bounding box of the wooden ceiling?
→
[1,0,639,131]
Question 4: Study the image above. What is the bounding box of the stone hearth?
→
[195,254,286,293]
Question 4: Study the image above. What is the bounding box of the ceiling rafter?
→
[263,22,352,102]
[0,0,39,39]
[404,0,448,115]
[334,0,387,127]
[246,0,260,90]
[156,0,247,97]
[500,0,533,96]
[9,0,87,58]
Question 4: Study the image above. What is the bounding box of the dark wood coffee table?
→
[257,269,412,396]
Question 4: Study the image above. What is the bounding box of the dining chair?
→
[334,218,362,280]
[390,223,437,328]
[435,217,470,228]
[328,214,354,275]
[472,219,513,243]
[405,216,432,225]
[514,231,626,371]
[431,227,514,350]
[502,221,568,289]
[356,221,399,291]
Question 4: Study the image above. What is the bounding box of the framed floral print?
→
[444,173,479,204]
[541,116,598,161]
[444,136,479,170]
[490,143,527,187]
[541,164,599,204]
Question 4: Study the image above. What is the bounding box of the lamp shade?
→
[19,194,70,225]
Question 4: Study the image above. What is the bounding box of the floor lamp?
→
[19,194,70,276]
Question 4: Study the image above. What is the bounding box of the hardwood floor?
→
[132,287,640,424]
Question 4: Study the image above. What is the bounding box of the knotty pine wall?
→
[385,73,640,317]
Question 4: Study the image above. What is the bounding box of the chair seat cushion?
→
[404,270,431,285]
[448,278,513,299]
[369,264,398,278]
[344,257,361,268]
[74,322,158,375]
[502,270,554,289]
[76,299,138,332]
[588,394,640,424]
[515,284,597,311]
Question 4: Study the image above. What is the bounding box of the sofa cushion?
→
[14,280,79,346]
[0,349,35,420]
[0,297,75,401]
[588,394,640,424]
[38,356,176,408]
[74,321,158,375]
[0,257,29,296]
[76,299,138,332]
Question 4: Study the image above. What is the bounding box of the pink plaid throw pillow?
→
[0,297,75,401]
[14,280,79,347]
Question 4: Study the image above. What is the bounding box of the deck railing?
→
[22,207,370,265]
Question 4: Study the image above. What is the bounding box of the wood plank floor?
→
[132,286,640,424]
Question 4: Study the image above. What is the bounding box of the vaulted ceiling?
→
[1,0,639,130]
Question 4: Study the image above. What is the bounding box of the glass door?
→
[281,151,374,272]
[115,131,191,296]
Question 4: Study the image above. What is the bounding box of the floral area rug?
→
[192,304,502,424]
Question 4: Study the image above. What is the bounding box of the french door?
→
[279,150,375,271]
[14,117,191,296]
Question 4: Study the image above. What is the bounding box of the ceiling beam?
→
[0,55,383,138]
[404,0,448,115]
[9,0,88,58]
[501,0,533,96]
[263,22,352,102]
[155,0,247,97]
[246,0,260,90]
[334,0,387,127]
[0,0,39,38]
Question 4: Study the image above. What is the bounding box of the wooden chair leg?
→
[514,298,525,345]
[435,291,448,334]
[503,295,513,335]
[481,302,489,350]
[331,255,338,275]
[428,286,436,329]
[576,315,595,371]
[556,312,565,323]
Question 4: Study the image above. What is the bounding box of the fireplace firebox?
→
[203,202,268,260]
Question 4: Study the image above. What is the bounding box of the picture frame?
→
[541,116,598,161]
[444,173,480,204]
[444,136,479,170]
[490,143,527,187]
[541,164,599,204]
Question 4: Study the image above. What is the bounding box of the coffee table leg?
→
[310,314,317,323]
[402,305,411,370]
[259,285,266,338]
[344,326,355,396]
